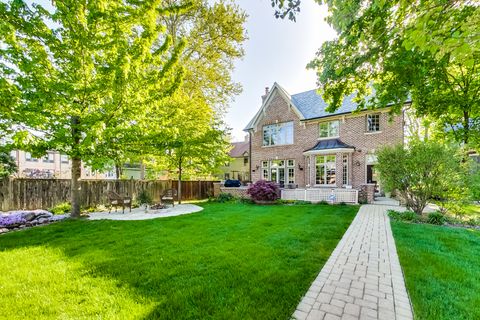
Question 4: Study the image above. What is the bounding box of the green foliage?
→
[49,202,72,215]
[427,212,446,225]
[137,189,153,206]
[0,151,16,178]
[318,200,329,205]
[0,0,191,216]
[216,192,236,203]
[377,140,466,214]
[138,0,246,183]
[274,0,480,149]
[0,202,357,319]
[468,166,480,201]
[388,210,421,223]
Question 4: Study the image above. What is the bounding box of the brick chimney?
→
[261,86,270,103]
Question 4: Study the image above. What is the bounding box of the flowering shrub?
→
[247,180,280,202]
[0,213,26,228]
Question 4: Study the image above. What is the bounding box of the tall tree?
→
[272,0,480,149]
[0,0,188,217]
[141,93,230,203]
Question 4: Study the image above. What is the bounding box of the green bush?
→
[388,210,420,223]
[216,193,235,203]
[318,200,329,205]
[137,189,153,206]
[466,218,479,226]
[376,140,466,215]
[49,202,71,215]
[427,212,446,225]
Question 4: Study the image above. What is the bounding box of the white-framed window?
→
[319,120,339,138]
[342,154,348,186]
[366,114,381,132]
[43,152,55,163]
[25,152,38,162]
[60,154,69,163]
[263,121,294,146]
[315,155,336,185]
[10,150,16,160]
[260,159,295,185]
[243,156,248,166]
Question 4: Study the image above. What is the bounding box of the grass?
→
[391,221,480,320]
[0,202,357,320]
[464,203,480,218]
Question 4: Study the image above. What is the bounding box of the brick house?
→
[244,83,408,194]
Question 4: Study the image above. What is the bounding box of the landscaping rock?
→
[0,209,68,232]
[0,228,8,234]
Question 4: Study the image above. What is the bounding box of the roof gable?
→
[243,82,304,131]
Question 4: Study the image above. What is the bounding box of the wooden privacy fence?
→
[0,178,218,211]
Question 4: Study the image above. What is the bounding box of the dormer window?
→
[319,120,339,138]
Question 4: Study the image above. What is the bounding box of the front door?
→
[366,165,379,192]
[366,165,376,184]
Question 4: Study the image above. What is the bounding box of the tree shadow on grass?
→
[0,204,357,319]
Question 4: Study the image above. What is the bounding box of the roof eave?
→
[303,147,355,156]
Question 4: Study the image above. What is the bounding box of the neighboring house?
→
[217,137,250,181]
[244,83,409,193]
[10,150,118,179]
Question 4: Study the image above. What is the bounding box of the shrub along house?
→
[244,83,409,202]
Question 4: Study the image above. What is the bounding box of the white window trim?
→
[315,155,337,186]
[318,120,340,139]
[262,121,294,147]
[366,113,381,133]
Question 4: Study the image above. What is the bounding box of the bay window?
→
[316,155,336,185]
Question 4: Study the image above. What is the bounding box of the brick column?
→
[213,183,222,197]
[359,183,376,203]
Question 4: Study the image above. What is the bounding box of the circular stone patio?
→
[87,204,203,221]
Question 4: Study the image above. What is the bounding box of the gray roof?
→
[244,83,410,131]
[291,89,360,120]
[304,139,355,153]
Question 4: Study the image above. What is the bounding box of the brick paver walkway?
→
[293,205,413,320]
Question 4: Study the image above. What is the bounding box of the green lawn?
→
[392,222,480,320]
[0,202,357,320]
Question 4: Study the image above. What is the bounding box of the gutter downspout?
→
[248,131,252,183]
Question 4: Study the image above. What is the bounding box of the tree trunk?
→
[71,157,82,218]
[140,161,146,180]
[70,115,82,218]
[177,157,182,204]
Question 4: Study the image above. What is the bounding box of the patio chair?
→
[161,189,177,207]
[107,191,132,213]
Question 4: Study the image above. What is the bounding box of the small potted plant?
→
[247,180,280,204]
[137,189,153,212]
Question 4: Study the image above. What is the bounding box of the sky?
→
[226,0,337,141]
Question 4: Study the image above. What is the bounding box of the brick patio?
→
[293,205,413,320]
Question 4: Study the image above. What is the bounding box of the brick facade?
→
[247,88,404,190]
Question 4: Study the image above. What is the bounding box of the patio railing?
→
[281,188,358,204]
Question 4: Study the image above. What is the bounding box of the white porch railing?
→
[281,188,358,204]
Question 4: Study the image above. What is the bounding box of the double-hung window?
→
[315,155,336,185]
[366,114,381,132]
[25,152,38,162]
[319,120,339,138]
[263,122,293,146]
[43,152,55,163]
